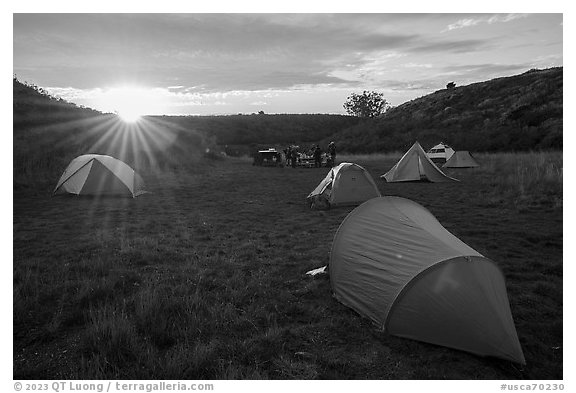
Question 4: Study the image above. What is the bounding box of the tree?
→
[343,91,390,118]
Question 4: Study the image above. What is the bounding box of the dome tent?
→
[427,142,455,163]
[329,196,525,364]
[53,154,146,197]
[307,163,381,208]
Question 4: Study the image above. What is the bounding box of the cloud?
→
[487,14,529,24]
[403,63,433,69]
[445,18,483,31]
[14,14,496,93]
[444,13,529,32]
[420,63,534,90]
[439,63,532,76]
[376,79,441,92]
[371,62,533,94]
[13,14,562,114]
[408,39,489,54]
[42,86,88,101]
[244,71,353,90]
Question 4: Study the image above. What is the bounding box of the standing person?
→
[328,141,336,167]
[291,146,298,168]
[284,146,291,167]
[313,144,322,168]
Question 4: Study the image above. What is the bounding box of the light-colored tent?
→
[307,163,381,207]
[330,196,525,364]
[53,154,146,197]
[427,142,455,162]
[443,151,480,168]
[382,142,458,182]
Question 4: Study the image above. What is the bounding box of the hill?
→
[149,113,359,148]
[13,67,562,182]
[13,77,103,128]
[325,67,563,153]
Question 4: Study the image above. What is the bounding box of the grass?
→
[474,151,562,210]
[13,152,562,379]
[338,152,403,162]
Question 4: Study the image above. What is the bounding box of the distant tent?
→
[382,142,458,183]
[427,142,455,163]
[443,151,480,168]
[53,154,146,197]
[307,163,381,208]
[330,196,525,364]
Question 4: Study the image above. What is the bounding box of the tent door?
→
[418,157,426,180]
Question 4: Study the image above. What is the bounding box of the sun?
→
[98,85,161,123]
[118,109,142,123]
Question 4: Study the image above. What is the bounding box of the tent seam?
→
[53,158,94,194]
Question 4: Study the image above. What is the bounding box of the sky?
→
[12,13,563,117]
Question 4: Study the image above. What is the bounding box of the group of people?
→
[284,141,336,168]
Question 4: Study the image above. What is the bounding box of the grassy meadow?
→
[13,151,562,379]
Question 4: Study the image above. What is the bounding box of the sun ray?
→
[128,124,139,170]
[23,115,112,152]
[85,119,123,155]
[140,117,180,146]
[118,122,132,163]
[101,121,126,158]
[131,121,159,169]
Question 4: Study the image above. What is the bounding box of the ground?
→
[13,153,562,379]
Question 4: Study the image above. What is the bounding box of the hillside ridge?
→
[325,67,562,152]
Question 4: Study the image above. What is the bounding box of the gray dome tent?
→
[54,154,146,197]
[427,142,455,163]
[307,163,381,208]
[330,196,525,364]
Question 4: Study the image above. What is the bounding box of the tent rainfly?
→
[443,151,480,168]
[329,196,525,364]
[427,142,455,163]
[382,142,458,182]
[307,163,381,208]
[53,154,146,197]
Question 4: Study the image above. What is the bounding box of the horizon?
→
[13,13,563,118]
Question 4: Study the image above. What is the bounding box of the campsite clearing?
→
[13,152,562,379]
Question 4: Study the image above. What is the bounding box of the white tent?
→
[307,163,381,208]
[330,196,525,364]
[382,142,458,182]
[427,142,455,162]
[443,151,480,168]
[53,154,146,197]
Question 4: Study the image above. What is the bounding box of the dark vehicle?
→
[253,148,283,166]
